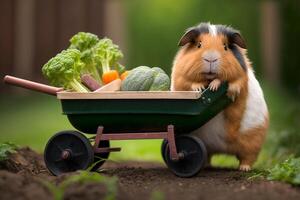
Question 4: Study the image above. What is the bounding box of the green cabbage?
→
[121,66,170,91]
[149,72,171,91]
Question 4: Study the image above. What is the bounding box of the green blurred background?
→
[1,0,300,168]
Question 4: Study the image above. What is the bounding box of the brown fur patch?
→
[227,117,269,166]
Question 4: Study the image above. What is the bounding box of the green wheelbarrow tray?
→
[57,83,231,134]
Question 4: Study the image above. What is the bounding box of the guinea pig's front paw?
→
[191,83,206,92]
[208,79,221,91]
[227,83,241,101]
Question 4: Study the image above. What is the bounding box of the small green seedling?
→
[88,155,119,172]
[248,157,300,186]
[247,169,268,180]
[43,171,118,200]
[267,157,300,185]
[0,142,17,161]
[87,156,107,172]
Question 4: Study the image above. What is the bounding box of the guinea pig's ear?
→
[229,33,247,49]
[178,28,199,46]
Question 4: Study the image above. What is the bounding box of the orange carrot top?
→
[120,71,129,80]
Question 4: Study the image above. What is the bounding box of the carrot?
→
[102,70,120,84]
[120,71,129,80]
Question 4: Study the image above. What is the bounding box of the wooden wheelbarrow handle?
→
[3,75,63,96]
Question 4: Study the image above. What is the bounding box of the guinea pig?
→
[171,22,269,171]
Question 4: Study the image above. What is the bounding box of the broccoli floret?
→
[69,32,102,83]
[42,49,89,92]
[68,33,124,83]
[69,32,99,52]
[93,38,123,74]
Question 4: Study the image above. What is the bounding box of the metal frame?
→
[93,125,179,161]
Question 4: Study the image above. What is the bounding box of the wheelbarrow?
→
[3,75,231,177]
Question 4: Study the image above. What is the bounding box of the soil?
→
[0,147,300,200]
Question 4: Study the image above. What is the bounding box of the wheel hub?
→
[61,149,72,160]
[177,151,185,160]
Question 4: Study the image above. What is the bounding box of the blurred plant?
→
[86,155,111,172]
[43,171,118,200]
[0,142,17,161]
[267,157,300,185]
[261,83,300,163]
[150,190,165,200]
[249,157,300,186]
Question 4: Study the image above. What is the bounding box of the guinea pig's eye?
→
[197,42,202,48]
[224,44,228,51]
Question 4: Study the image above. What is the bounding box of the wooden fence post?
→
[260,0,281,85]
[103,0,127,63]
[0,0,14,92]
[13,0,36,80]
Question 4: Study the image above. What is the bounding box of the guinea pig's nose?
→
[202,51,220,64]
[203,58,218,63]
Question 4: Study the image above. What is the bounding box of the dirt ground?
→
[0,147,300,200]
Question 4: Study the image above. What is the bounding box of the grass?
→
[267,157,300,185]
[43,170,118,200]
[0,142,17,161]
[0,93,72,150]
[150,190,165,200]
[249,157,300,186]
[0,83,300,167]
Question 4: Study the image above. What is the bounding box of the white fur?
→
[209,24,217,36]
[192,112,227,153]
[191,69,268,153]
[240,69,268,132]
[170,78,175,91]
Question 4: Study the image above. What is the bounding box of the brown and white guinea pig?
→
[171,22,269,171]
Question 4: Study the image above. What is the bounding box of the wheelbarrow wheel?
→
[163,135,207,178]
[91,140,110,171]
[161,139,168,162]
[44,130,94,176]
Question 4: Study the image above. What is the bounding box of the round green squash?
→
[121,66,170,91]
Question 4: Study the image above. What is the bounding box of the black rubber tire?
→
[91,140,110,171]
[161,139,168,162]
[44,130,94,176]
[163,135,207,178]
